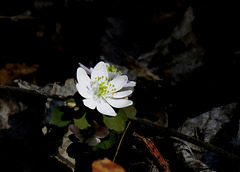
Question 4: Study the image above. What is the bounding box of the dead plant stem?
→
[113,121,131,162]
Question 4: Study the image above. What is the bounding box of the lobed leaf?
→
[103,109,128,132]
[74,113,91,130]
[122,105,137,120]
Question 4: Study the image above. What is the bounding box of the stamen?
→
[107,64,118,72]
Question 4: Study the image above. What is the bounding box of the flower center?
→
[98,82,108,96]
[91,76,116,99]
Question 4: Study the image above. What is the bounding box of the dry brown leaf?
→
[92,158,126,172]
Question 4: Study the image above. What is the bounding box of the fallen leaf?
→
[92,158,126,172]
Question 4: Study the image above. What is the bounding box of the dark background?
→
[1,1,240,171]
[1,0,240,127]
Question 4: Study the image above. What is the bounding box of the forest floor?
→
[1,0,240,171]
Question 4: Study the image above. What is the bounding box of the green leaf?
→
[74,113,91,130]
[50,108,71,127]
[122,105,137,120]
[103,109,128,132]
[92,131,118,151]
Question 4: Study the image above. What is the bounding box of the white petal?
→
[113,90,133,98]
[124,81,136,87]
[109,75,128,92]
[79,63,91,75]
[108,72,119,80]
[96,100,117,116]
[77,67,91,86]
[89,67,93,73]
[118,86,134,92]
[87,137,101,146]
[91,61,108,81]
[106,98,133,108]
[83,98,97,109]
[76,83,93,98]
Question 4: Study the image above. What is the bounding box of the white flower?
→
[76,61,134,116]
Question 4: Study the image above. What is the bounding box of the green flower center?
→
[98,82,108,96]
[92,76,116,98]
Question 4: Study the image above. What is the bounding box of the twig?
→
[134,117,240,163]
[113,121,131,162]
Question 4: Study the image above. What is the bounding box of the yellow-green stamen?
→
[107,64,118,73]
[91,75,116,98]
[98,82,108,96]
